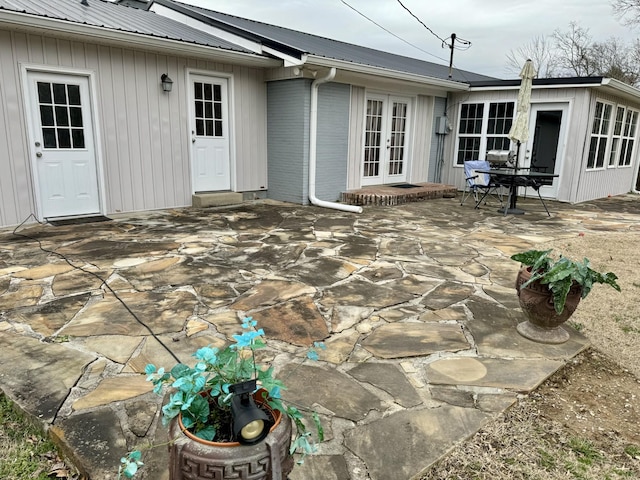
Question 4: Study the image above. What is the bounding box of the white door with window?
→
[362,94,411,186]
[189,74,231,192]
[26,72,100,219]
[522,103,569,198]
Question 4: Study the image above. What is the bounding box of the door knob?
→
[36,152,42,157]
[191,130,196,143]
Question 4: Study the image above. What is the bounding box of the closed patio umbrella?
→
[508,59,536,169]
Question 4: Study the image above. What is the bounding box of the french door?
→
[362,94,411,186]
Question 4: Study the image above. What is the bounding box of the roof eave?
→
[599,78,640,103]
[306,55,470,91]
[0,9,280,67]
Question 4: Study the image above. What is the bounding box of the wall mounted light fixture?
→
[161,73,173,92]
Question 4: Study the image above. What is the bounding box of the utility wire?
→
[395,0,446,44]
[339,0,449,63]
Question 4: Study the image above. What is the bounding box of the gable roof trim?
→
[0,7,278,67]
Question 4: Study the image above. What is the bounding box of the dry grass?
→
[422,232,640,480]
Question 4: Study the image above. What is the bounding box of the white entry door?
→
[362,95,411,186]
[521,102,569,198]
[26,72,100,219]
[189,75,231,192]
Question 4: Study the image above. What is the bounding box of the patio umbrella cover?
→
[508,59,537,167]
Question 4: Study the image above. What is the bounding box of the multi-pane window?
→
[486,102,514,151]
[456,103,483,165]
[456,101,514,165]
[609,106,625,167]
[37,82,85,149]
[588,100,638,170]
[587,101,613,169]
[194,82,223,137]
[619,109,638,167]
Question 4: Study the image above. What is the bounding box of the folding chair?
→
[460,160,504,208]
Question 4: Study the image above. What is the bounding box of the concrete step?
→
[192,192,243,208]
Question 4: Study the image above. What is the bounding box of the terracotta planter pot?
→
[167,391,294,480]
[515,267,582,344]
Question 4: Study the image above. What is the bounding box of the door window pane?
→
[43,128,57,148]
[53,83,67,104]
[37,82,52,103]
[55,106,69,127]
[72,129,85,148]
[57,129,71,149]
[40,105,54,126]
[67,85,81,105]
[69,107,83,127]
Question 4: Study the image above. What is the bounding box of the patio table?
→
[477,168,558,215]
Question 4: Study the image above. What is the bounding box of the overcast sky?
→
[177,0,631,78]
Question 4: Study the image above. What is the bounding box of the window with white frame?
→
[456,101,514,165]
[588,100,638,170]
[608,106,625,167]
[619,109,638,167]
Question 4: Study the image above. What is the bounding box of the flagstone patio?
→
[1,194,639,479]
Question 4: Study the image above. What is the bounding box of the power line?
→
[339,0,448,63]
[395,0,447,44]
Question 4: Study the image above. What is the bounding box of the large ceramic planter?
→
[167,392,294,480]
[515,267,582,344]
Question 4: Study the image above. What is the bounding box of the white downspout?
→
[309,67,363,213]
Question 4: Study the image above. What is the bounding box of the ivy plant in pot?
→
[511,249,620,344]
[119,317,323,480]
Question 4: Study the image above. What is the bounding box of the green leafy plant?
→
[119,317,324,478]
[511,249,621,314]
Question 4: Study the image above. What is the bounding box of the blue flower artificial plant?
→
[118,317,325,479]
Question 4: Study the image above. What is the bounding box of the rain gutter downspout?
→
[309,67,363,213]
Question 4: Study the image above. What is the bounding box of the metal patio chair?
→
[459,160,504,208]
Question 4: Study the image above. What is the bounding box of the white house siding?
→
[346,85,365,190]
[573,90,640,203]
[0,28,267,227]
[443,87,601,203]
[409,95,434,183]
[429,97,448,182]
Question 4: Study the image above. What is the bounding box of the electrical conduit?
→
[308,67,363,213]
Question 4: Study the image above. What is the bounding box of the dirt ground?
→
[422,232,640,479]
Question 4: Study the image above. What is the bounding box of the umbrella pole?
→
[515,141,521,170]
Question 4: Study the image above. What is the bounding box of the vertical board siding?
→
[0,28,268,226]
[316,82,350,202]
[409,95,434,183]
[0,31,34,226]
[442,88,602,203]
[266,79,310,204]
[429,97,448,182]
[574,91,640,202]
[346,85,365,189]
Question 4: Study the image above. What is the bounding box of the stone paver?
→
[0,195,638,479]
